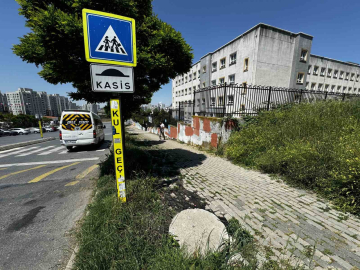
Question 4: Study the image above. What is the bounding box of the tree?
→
[13,0,193,119]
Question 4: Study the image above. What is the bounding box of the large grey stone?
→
[169,209,228,255]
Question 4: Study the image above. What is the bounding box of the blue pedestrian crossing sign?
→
[82,9,137,67]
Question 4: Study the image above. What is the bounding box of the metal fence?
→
[174,83,360,121]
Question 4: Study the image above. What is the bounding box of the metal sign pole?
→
[83,9,136,202]
[110,97,126,202]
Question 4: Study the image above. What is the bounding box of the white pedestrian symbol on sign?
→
[96,25,128,55]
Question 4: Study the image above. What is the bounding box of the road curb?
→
[65,166,101,270]
[0,137,56,151]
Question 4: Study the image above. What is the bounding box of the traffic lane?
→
[0,138,111,166]
[0,131,57,146]
[0,121,111,147]
[0,161,99,270]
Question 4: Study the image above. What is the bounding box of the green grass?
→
[225,100,360,215]
[76,134,296,270]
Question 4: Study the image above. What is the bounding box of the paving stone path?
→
[130,126,360,270]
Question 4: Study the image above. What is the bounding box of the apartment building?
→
[0,91,8,113]
[172,23,360,110]
[5,88,72,117]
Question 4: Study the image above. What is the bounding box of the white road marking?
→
[59,150,67,154]
[0,147,38,158]
[96,149,106,152]
[38,146,64,155]
[0,147,25,154]
[0,158,99,168]
[16,146,55,157]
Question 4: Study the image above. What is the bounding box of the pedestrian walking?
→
[159,122,165,140]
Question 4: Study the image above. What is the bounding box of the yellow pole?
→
[39,121,43,138]
[110,98,126,202]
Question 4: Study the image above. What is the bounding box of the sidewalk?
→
[130,126,360,270]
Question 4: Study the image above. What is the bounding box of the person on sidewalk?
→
[159,122,166,140]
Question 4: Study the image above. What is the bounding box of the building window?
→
[185,76,187,83]
[193,72,196,80]
[230,52,237,65]
[211,80,216,86]
[220,58,226,69]
[202,82,206,88]
[357,74,359,82]
[189,74,192,81]
[244,58,249,72]
[228,95,234,105]
[210,97,216,106]
[331,85,336,92]
[318,84,323,91]
[325,84,329,91]
[313,66,319,75]
[306,82,309,89]
[202,66,206,73]
[193,86,196,91]
[229,74,235,84]
[185,89,187,95]
[354,88,358,92]
[349,87,352,92]
[198,84,200,89]
[334,70,338,78]
[196,99,200,107]
[343,86,347,92]
[350,73,355,81]
[345,72,350,80]
[337,86,341,92]
[311,83,316,90]
[202,98,205,105]
[240,104,245,111]
[320,68,326,76]
[327,69,332,77]
[198,70,200,78]
[296,72,304,84]
[219,77,225,85]
[300,49,308,62]
[340,71,344,79]
[308,65,312,75]
[212,62,217,72]
[218,96,224,106]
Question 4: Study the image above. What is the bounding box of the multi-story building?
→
[0,91,9,113]
[172,23,360,111]
[82,103,98,114]
[5,89,73,117]
[47,94,59,116]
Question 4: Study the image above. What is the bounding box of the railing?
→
[189,83,360,118]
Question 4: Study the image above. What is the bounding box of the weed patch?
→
[225,100,360,215]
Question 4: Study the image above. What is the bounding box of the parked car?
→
[29,127,41,133]
[0,129,17,136]
[11,128,30,135]
[45,127,53,132]
[0,129,3,136]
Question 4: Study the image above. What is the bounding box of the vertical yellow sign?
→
[110,99,126,202]
[38,121,43,138]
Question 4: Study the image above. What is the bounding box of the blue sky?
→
[1,0,359,106]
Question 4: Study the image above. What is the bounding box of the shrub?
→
[225,99,360,215]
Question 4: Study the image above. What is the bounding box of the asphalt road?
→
[0,131,57,146]
[0,122,112,270]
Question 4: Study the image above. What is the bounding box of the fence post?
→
[342,93,346,101]
[223,83,227,117]
[267,86,272,111]
[299,89,303,103]
[325,91,328,100]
